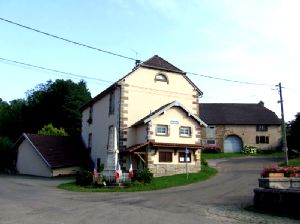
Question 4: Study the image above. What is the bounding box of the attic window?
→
[155,73,168,83]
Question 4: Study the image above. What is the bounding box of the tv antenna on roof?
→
[130,48,141,67]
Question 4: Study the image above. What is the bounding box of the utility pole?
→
[277,82,288,165]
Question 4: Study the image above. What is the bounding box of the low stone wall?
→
[148,163,201,177]
[254,188,300,216]
[259,177,300,189]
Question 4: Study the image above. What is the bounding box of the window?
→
[109,92,115,115]
[179,126,191,137]
[156,125,169,136]
[206,126,216,138]
[155,73,168,83]
[256,125,268,132]
[159,151,172,162]
[256,136,269,144]
[87,106,93,124]
[207,139,216,145]
[178,152,191,163]
[88,133,92,148]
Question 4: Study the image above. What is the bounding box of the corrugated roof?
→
[199,103,281,125]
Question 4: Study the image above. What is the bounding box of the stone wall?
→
[148,163,201,177]
[254,188,300,216]
[202,124,281,150]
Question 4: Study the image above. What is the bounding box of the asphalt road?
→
[0,157,298,224]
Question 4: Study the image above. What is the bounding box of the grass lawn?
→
[58,165,217,192]
[202,151,284,160]
[280,157,300,167]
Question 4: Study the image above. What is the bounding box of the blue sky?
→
[0,0,299,121]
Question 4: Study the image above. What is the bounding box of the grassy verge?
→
[58,165,217,192]
[202,151,284,160]
[280,157,300,167]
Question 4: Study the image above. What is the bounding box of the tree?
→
[24,79,91,135]
[287,113,300,150]
[38,124,68,136]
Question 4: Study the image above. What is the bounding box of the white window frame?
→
[156,125,168,136]
[179,126,191,137]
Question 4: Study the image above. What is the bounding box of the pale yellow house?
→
[81,55,207,176]
[199,103,282,153]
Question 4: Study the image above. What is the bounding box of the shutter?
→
[256,136,259,144]
[266,136,269,144]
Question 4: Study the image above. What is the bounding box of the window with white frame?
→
[179,126,191,137]
[178,152,191,163]
[156,125,168,136]
[155,73,168,83]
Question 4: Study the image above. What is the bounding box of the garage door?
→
[224,136,243,153]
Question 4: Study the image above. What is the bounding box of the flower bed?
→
[261,165,300,178]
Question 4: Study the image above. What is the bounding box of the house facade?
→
[81,55,206,176]
[199,102,282,153]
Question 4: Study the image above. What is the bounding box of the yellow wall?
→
[148,107,199,145]
[52,166,80,176]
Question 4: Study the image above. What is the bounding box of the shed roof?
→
[15,133,89,169]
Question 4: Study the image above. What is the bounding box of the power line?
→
[0,57,196,97]
[186,71,274,87]
[0,17,137,61]
[0,17,279,88]
[0,57,114,84]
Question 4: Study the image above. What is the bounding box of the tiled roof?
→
[21,134,89,168]
[199,103,281,125]
[140,55,184,74]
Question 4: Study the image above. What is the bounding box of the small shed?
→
[15,133,87,177]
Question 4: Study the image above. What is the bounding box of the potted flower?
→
[260,165,284,178]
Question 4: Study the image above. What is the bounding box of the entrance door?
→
[224,136,243,153]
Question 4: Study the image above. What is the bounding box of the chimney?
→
[135,59,141,67]
[258,101,264,107]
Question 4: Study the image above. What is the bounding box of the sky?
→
[0,0,299,122]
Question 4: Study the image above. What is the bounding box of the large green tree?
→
[24,79,91,135]
[0,79,91,171]
[287,113,300,150]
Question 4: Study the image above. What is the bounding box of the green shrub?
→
[242,145,257,154]
[75,169,93,186]
[201,157,208,166]
[134,168,153,183]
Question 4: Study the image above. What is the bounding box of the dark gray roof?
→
[199,103,281,125]
[15,134,90,169]
[140,55,184,74]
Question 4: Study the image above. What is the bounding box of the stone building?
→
[199,102,282,153]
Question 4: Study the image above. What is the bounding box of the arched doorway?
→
[224,135,243,153]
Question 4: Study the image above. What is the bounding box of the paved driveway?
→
[0,157,298,224]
